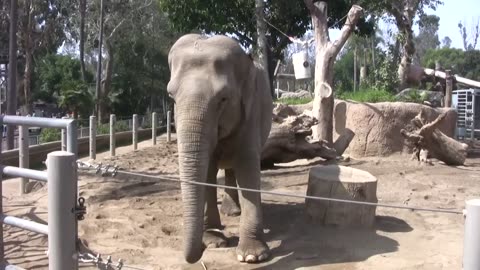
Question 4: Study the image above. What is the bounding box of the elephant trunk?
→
[176,103,211,263]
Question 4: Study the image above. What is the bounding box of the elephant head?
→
[167,34,268,263]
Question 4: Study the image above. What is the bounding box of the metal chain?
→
[77,161,464,215]
[78,252,147,270]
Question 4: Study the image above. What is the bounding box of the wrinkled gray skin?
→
[167,34,273,264]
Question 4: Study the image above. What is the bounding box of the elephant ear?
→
[240,61,270,122]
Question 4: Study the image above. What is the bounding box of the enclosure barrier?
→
[0,115,78,270]
[77,160,480,270]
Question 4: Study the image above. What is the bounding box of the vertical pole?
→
[110,114,115,156]
[167,110,171,143]
[133,114,138,150]
[152,112,157,145]
[89,115,96,160]
[6,0,18,150]
[445,69,453,108]
[66,120,78,158]
[0,118,3,259]
[61,117,67,151]
[47,151,77,270]
[463,199,480,270]
[353,46,357,92]
[19,125,29,194]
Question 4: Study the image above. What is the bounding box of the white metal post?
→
[464,199,480,270]
[89,116,96,160]
[167,110,171,143]
[110,114,116,156]
[19,125,29,194]
[152,112,157,145]
[47,151,77,270]
[133,114,138,150]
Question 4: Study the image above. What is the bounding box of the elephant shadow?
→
[250,201,407,270]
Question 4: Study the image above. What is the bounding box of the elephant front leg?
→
[234,152,270,263]
[203,161,228,249]
[220,169,241,216]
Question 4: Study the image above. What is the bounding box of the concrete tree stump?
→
[305,165,378,228]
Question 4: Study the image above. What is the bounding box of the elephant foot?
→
[236,238,270,263]
[220,196,241,216]
[203,229,228,249]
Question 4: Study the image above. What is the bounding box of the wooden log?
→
[423,67,480,88]
[401,110,468,165]
[333,128,355,156]
[305,165,378,228]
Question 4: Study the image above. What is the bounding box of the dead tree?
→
[261,103,355,166]
[400,110,468,165]
[304,1,363,143]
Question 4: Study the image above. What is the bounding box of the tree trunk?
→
[398,27,415,90]
[23,0,33,114]
[305,1,363,143]
[261,103,338,167]
[79,0,87,81]
[99,41,114,123]
[6,0,19,150]
[255,0,272,97]
[400,110,468,165]
[312,51,335,143]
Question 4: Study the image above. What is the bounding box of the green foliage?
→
[158,0,375,59]
[277,98,313,105]
[337,88,396,103]
[39,128,61,143]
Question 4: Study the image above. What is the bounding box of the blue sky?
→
[329,0,480,50]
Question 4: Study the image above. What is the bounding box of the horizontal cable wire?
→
[77,162,463,215]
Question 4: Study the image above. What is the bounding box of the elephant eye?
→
[220,97,227,102]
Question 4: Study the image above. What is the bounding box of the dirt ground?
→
[3,134,480,270]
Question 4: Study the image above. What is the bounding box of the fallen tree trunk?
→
[261,103,353,166]
[400,110,468,165]
[423,68,480,88]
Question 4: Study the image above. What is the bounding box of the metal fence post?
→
[167,110,171,143]
[89,116,96,160]
[19,125,29,195]
[61,117,67,151]
[110,114,116,156]
[464,199,480,270]
[133,114,138,150]
[47,151,78,270]
[152,112,157,145]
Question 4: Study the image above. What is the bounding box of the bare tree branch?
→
[330,5,363,56]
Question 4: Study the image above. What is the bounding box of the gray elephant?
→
[167,34,273,264]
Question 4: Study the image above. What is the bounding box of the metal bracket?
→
[75,197,86,221]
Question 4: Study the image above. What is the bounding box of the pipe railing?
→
[0,116,78,270]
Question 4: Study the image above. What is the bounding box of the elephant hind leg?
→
[220,168,242,216]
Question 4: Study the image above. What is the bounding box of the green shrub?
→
[39,128,61,143]
[276,97,313,105]
[337,88,396,103]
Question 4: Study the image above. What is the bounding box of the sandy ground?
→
[3,134,480,270]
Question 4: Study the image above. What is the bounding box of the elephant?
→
[167,34,273,264]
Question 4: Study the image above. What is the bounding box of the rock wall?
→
[332,100,457,157]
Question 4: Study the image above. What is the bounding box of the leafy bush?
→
[277,97,313,105]
[39,128,61,143]
[337,88,396,103]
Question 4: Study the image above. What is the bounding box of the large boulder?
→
[278,89,312,100]
[332,100,457,157]
[396,88,444,107]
